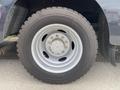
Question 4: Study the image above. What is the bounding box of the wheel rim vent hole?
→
[72,41,75,50]
[43,51,49,58]
[59,57,67,62]
[42,34,48,41]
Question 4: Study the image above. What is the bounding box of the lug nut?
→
[51,37,53,39]
[56,35,59,37]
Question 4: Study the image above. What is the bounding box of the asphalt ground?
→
[0,57,120,90]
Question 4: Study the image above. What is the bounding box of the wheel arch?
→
[4,0,110,56]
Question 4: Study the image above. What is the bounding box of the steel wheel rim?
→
[31,24,83,73]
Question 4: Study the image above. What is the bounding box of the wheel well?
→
[15,0,101,23]
[8,0,109,57]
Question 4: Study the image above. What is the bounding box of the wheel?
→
[17,7,98,84]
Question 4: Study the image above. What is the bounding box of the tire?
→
[17,7,98,84]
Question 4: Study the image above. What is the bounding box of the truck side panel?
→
[0,0,120,46]
[96,0,120,45]
[0,0,15,41]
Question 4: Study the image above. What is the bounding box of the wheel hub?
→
[31,24,83,73]
[46,33,70,57]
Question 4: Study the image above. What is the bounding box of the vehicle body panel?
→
[0,0,15,42]
[96,0,120,45]
[0,0,120,45]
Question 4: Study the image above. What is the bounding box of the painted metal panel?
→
[0,0,15,42]
[96,0,120,45]
[0,0,120,45]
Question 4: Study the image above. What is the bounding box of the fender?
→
[0,0,120,46]
[96,0,120,45]
[0,0,16,42]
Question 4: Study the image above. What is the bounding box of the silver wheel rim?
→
[31,24,83,73]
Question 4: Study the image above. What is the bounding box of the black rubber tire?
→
[17,7,98,84]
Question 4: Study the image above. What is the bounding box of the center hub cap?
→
[45,33,70,57]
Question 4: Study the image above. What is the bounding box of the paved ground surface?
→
[0,59,120,90]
